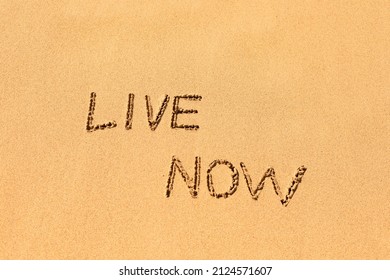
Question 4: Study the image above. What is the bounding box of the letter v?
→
[240,163,307,207]
[145,95,170,131]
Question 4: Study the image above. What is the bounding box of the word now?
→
[166,156,307,207]
[86,92,202,132]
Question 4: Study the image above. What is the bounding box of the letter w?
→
[240,163,307,207]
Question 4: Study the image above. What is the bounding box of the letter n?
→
[166,156,201,198]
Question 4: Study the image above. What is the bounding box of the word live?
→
[86,92,202,131]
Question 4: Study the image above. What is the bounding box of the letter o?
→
[207,159,239,198]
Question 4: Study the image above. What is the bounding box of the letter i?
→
[125,93,135,130]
